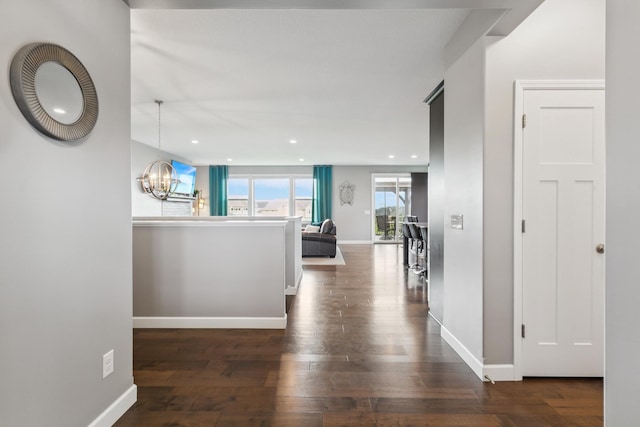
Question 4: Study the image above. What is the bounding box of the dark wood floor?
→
[116,244,603,426]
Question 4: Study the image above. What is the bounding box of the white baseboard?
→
[428,311,443,326]
[483,364,516,382]
[285,287,297,296]
[286,270,303,295]
[339,240,372,245]
[88,384,137,427]
[440,326,517,382]
[440,325,484,380]
[133,315,287,329]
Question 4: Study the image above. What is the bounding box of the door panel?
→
[522,89,605,377]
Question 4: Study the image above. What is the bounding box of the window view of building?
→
[226,176,312,221]
[228,178,249,216]
[294,178,312,221]
[255,178,290,216]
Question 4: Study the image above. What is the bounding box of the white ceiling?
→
[129,1,543,166]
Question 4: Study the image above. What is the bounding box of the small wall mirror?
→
[10,43,98,141]
[34,62,84,125]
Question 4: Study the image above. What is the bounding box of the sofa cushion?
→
[320,219,334,234]
[302,232,337,243]
[304,224,321,232]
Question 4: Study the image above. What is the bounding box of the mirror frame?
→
[10,42,98,141]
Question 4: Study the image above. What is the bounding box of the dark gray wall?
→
[410,173,428,223]
[427,91,445,323]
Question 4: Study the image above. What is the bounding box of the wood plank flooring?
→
[115,244,603,426]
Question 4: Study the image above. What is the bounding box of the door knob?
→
[596,244,605,254]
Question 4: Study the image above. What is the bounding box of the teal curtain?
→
[209,165,228,216]
[312,165,332,223]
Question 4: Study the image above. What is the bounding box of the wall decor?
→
[10,42,98,141]
[339,180,355,206]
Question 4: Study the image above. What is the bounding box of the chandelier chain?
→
[155,99,164,149]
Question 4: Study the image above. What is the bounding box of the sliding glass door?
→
[373,175,411,243]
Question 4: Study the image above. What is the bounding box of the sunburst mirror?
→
[10,42,98,141]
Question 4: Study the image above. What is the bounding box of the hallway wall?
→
[0,0,134,425]
[605,0,640,424]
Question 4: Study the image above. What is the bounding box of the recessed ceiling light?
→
[289,139,297,144]
[388,155,395,159]
[191,140,199,144]
[299,158,305,162]
[227,158,233,162]
[411,155,418,159]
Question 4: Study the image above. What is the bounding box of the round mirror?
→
[10,43,98,141]
[35,62,84,125]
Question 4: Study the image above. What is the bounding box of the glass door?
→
[373,175,412,243]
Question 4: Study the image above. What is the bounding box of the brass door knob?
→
[596,244,605,254]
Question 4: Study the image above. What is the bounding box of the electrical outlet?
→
[102,350,114,379]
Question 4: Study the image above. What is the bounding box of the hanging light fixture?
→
[138,100,180,200]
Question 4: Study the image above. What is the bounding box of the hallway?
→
[116,244,602,426]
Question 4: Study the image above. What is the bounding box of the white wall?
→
[442,38,486,361]
[131,140,192,216]
[605,1,640,424]
[0,1,134,425]
[482,0,605,364]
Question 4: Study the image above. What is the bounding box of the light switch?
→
[451,214,463,230]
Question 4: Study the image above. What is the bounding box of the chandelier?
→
[138,100,180,200]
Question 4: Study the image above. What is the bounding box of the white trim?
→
[87,384,137,427]
[133,220,287,228]
[483,364,515,382]
[338,240,372,245]
[428,309,443,326]
[512,80,605,381]
[133,315,287,329]
[440,325,484,380]
[513,80,525,381]
[441,325,516,382]
[286,269,303,295]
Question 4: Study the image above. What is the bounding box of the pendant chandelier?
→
[138,100,180,200]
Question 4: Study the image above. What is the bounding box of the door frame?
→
[371,173,411,244]
[512,80,605,380]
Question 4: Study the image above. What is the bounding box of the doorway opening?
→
[372,174,411,243]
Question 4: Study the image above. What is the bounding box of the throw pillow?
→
[320,219,334,234]
[304,225,320,232]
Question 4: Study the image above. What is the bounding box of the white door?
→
[521,89,605,376]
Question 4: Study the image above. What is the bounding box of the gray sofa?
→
[302,219,337,257]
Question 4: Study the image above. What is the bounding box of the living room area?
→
[4,0,638,426]
[131,139,428,328]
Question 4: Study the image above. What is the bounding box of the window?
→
[294,178,312,221]
[254,178,290,217]
[227,178,249,216]
[226,175,312,221]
